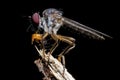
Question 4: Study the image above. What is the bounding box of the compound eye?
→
[32,12,40,24]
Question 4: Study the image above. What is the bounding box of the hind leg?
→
[56,35,75,62]
[56,35,75,75]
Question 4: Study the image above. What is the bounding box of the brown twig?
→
[34,45,75,80]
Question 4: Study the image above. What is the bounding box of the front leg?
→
[32,32,49,58]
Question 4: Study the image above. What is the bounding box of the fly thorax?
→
[48,16,56,25]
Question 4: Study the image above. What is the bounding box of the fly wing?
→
[63,17,112,40]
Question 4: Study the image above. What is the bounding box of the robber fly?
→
[30,8,112,70]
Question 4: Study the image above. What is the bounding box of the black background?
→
[2,0,119,80]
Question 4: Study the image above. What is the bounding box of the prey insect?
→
[29,8,112,75]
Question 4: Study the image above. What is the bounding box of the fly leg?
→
[48,34,60,56]
[41,33,59,64]
[57,35,76,75]
[41,32,49,59]
[32,32,49,59]
[61,55,65,75]
[57,35,75,61]
[47,34,60,63]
